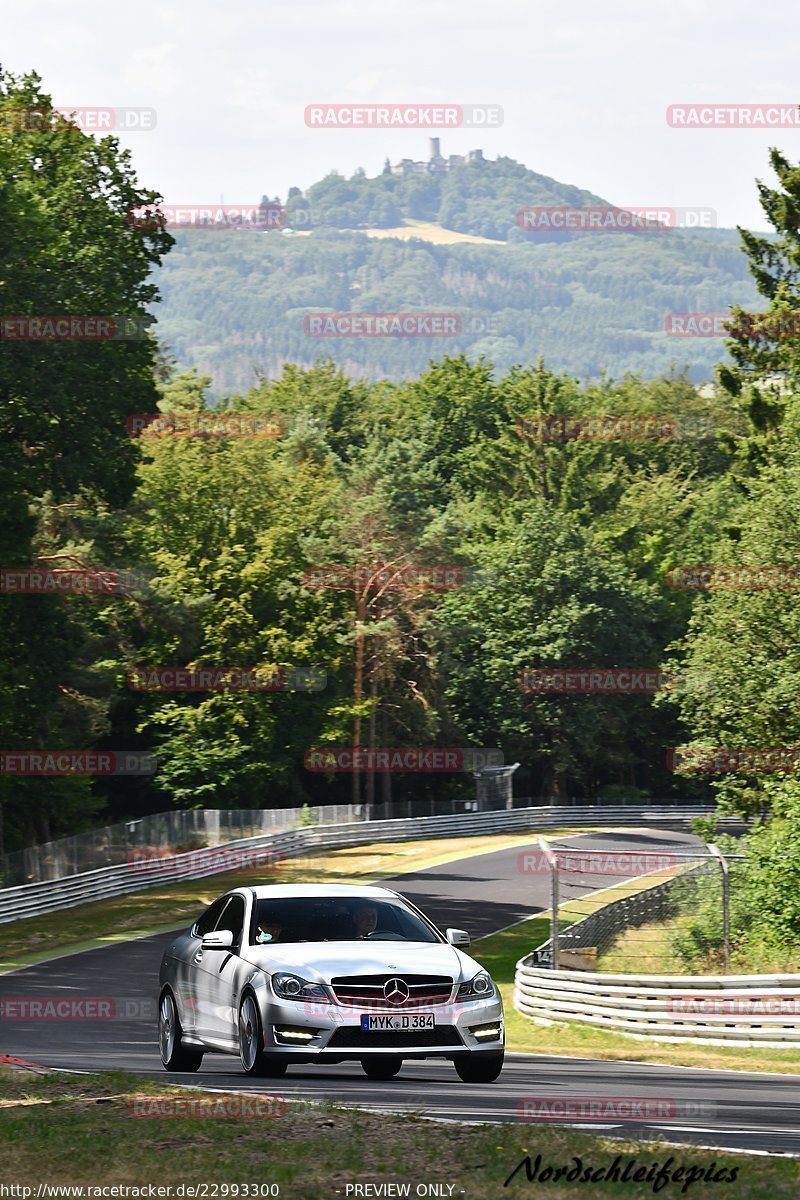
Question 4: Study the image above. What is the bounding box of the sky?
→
[4,0,799,231]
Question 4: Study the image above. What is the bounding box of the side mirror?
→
[202,930,234,951]
[446,928,470,947]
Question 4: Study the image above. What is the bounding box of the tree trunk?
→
[352,589,367,806]
[381,708,392,816]
[365,659,378,817]
[34,806,51,845]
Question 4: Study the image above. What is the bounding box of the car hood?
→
[242,939,480,982]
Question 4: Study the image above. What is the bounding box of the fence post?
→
[708,843,730,972]
[538,837,559,969]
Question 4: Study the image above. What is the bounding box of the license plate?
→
[360,1012,435,1032]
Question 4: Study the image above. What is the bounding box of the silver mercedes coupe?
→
[158,882,504,1081]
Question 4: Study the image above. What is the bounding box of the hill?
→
[287,151,609,240]
[152,152,759,394]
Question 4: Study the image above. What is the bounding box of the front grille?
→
[327,1026,463,1049]
[330,973,453,1008]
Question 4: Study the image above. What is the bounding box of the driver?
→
[353,903,378,939]
[255,913,283,944]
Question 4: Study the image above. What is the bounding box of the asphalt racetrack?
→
[3,828,799,1156]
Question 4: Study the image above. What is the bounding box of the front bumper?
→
[260,993,504,1058]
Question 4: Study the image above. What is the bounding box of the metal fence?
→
[1,805,361,886]
[1,797,519,887]
[529,838,745,972]
[513,838,800,1046]
[0,793,713,886]
[0,804,733,924]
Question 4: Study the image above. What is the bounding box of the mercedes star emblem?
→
[383,977,410,1006]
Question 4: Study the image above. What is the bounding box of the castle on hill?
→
[384,138,484,176]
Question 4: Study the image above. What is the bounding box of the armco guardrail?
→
[0,804,730,924]
[514,860,800,1047]
[514,962,800,1047]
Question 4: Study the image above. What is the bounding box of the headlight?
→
[271,972,331,1001]
[456,972,494,1001]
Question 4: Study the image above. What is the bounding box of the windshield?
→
[250,896,441,945]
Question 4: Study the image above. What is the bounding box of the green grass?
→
[0,1066,797,1196]
[597,917,687,974]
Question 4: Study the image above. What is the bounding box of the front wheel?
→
[159,990,204,1072]
[360,1055,403,1080]
[453,1050,504,1083]
[239,994,288,1077]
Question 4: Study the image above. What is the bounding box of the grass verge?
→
[0,1065,796,1196]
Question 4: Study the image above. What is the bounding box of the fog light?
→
[273,1026,320,1043]
[470,1023,502,1041]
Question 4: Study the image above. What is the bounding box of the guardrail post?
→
[708,842,730,972]
[538,836,559,969]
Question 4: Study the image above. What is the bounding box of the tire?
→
[159,989,204,1072]
[239,993,288,1077]
[360,1055,403,1080]
[453,1050,504,1083]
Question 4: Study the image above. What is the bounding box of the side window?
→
[215,894,246,949]
[195,896,228,938]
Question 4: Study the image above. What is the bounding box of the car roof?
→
[246,883,400,900]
